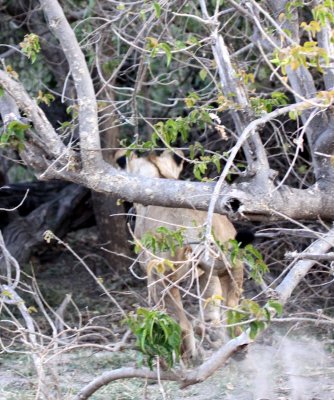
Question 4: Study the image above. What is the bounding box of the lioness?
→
[116,150,244,359]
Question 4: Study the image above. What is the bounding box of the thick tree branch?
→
[0,70,65,158]
[74,332,250,399]
[0,91,21,125]
[39,0,103,169]
[275,226,334,303]
[1,65,333,221]
[285,251,334,261]
[74,367,179,400]
[37,161,334,222]
[313,0,334,90]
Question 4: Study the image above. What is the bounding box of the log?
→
[0,183,93,274]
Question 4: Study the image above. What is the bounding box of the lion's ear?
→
[114,150,140,172]
[150,150,184,179]
[114,149,128,169]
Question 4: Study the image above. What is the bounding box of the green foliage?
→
[199,69,208,81]
[193,153,221,181]
[312,1,334,26]
[225,162,247,182]
[189,141,205,160]
[271,42,329,75]
[250,92,289,115]
[121,108,224,181]
[193,159,208,180]
[265,299,284,318]
[36,90,55,106]
[1,120,30,150]
[126,308,182,369]
[66,104,79,119]
[0,86,4,97]
[153,118,188,145]
[19,33,40,63]
[153,2,161,18]
[102,59,119,75]
[122,108,213,153]
[134,226,185,257]
[227,240,269,284]
[153,108,212,146]
[243,244,269,284]
[225,237,282,338]
[300,21,321,38]
[159,43,172,67]
[227,299,283,339]
[237,70,255,85]
[284,1,304,19]
[0,289,13,300]
[146,38,172,67]
[227,299,265,339]
[5,65,19,80]
[116,3,125,10]
[185,92,200,108]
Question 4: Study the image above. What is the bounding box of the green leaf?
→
[289,110,299,120]
[267,300,283,317]
[1,289,13,299]
[159,43,172,67]
[153,2,161,17]
[212,154,221,173]
[175,40,186,49]
[125,308,181,369]
[249,321,258,339]
[249,320,267,339]
[6,120,30,137]
[199,69,208,81]
[264,307,271,321]
[19,33,40,64]
[36,91,55,106]
[140,10,146,21]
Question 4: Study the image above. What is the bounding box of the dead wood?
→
[0,183,92,274]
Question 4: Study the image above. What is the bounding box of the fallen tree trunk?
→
[0,183,92,273]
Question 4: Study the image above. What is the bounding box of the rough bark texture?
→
[0,184,91,273]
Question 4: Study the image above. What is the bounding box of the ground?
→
[1,227,334,399]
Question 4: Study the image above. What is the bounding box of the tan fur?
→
[116,150,243,359]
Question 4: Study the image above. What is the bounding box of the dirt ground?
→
[1,334,334,400]
[1,227,334,400]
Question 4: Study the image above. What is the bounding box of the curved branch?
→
[74,332,250,399]
[0,91,21,124]
[1,65,333,221]
[275,225,334,303]
[204,99,326,237]
[74,367,179,400]
[39,0,102,169]
[0,70,65,158]
[36,160,334,222]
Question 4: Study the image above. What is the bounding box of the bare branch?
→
[74,332,250,399]
[314,0,334,90]
[0,91,21,125]
[275,226,334,303]
[0,70,65,158]
[285,251,334,261]
[0,188,29,212]
[40,0,103,169]
[74,367,179,400]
